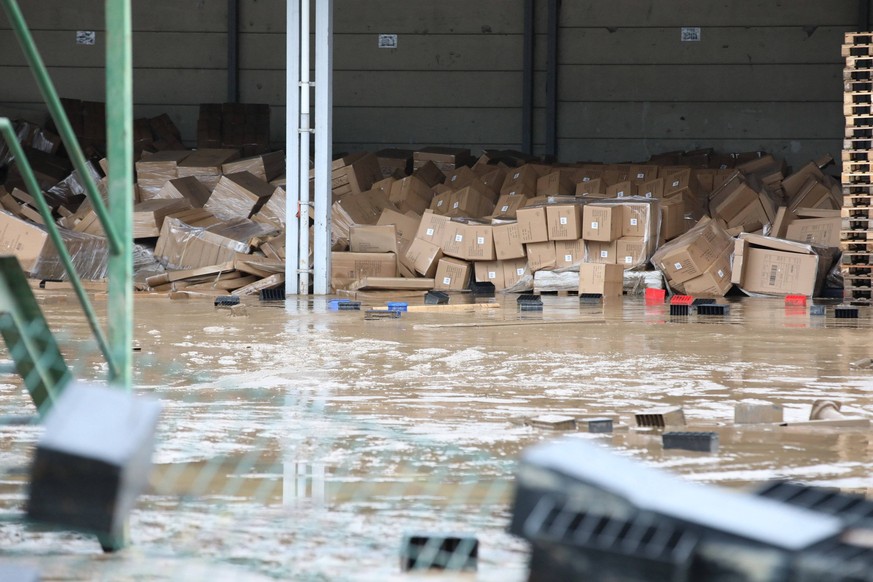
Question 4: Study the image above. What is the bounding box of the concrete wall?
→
[0,1,857,168]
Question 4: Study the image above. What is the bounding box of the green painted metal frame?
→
[0,0,133,390]
[0,257,72,414]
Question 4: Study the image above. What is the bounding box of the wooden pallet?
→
[842,173,873,184]
[843,183,873,194]
[846,55,873,68]
[840,229,873,241]
[845,103,873,116]
[845,115,873,128]
[845,91,873,105]
[843,42,873,57]
[845,33,873,45]
[845,80,873,93]
[841,240,873,252]
[842,149,873,162]
[842,252,873,266]
[845,69,873,82]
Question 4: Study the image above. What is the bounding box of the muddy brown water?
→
[1,292,872,580]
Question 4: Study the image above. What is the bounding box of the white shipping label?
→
[674,262,683,270]
[488,271,497,279]
[564,254,573,262]
[672,180,680,187]
[501,205,510,212]
[636,173,645,179]
[453,202,460,208]
[600,250,609,258]
[451,175,458,182]
[510,190,517,196]
[442,277,452,285]
[513,172,520,179]
[583,177,591,182]
[454,234,463,242]
[477,236,485,245]
[617,191,625,197]
[426,228,435,236]
[516,268,525,276]
[644,192,653,198]
[437,200,444,207]
[591,221,599,229]
[630,218,638,226]
[624,256,633,264]
[717,269,725,277]
[560,217,568,225]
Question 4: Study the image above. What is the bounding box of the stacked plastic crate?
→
[842,32,873,305]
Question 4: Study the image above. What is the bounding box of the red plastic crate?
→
[645,288,666,304]
[669,295,693,306]
[784,295,807,306]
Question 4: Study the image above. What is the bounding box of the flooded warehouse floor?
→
[1,291,873,580]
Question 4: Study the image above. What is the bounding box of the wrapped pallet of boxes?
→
[0,210,108,280]
[651,218,734,297]
[155,216,276,270]
[582,198,660,270]
[731,233,837,298]
[135,150,191,199]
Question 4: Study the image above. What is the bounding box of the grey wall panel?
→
[559,138,842,166]
[561,0,856,27]
[0,1,227,32]
[240,32,522,72]
[240,0,524,34]
[0,31,227,69]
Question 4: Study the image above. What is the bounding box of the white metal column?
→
[313,0,333,294]
[284,0,301,295]
[297,0,312,294]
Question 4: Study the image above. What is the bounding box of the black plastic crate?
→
[364,309,401,320]
[214,295,240,307]
[754,481,873,527]
[694,304,730,316]
[337,301,362,311]
[518,294,543,311]
[835,306,860,319]
[425,291,449,305]
[580,418,613,433]
[662,431,719,453]
[400,533,478,572]
[259,287,285,301]
[469,280,496,297]
[579,293,603,304]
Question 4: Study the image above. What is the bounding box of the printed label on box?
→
[600,250,609,258]
[636,173,645,179]
[560,217,568,225]
[453,202,460,209]
[672,180,680,187]
[583,177,590,182]
[509,190,517,196]
[591,221,599,229]
[442,277,452,285]
[477,236,485,245]
[426,228,435,236]
[454,234,463,242]
[644,191,653,198]
[488,271,497,279]
[717,269,724,277]
[516,268,525,276]
[513,172,520,179]
[451,176,458,182]
[564,254,573,262]
[437,200,444,207]
[630,218,638,226]
[624,256,633,264]
[674,262,683,270]
[501,205,509,212]
[617,191,625,197]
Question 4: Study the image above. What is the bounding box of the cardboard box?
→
[606,181,638,199]
[474,261,505,289]
[433,257,471,291]
[661,197,686,241]
[731,235,822,297]
[525,241,556,271]
[331,251,397,290]
[683,256,732,297]
[492,222,526,260]
[389,175,433,216]
[491,194,528,220]
[405,237,443,277]
[503,258,530,289]
[546,205,583,241]
[579,263,623,297]
[444,166,480,191]
[555,239,585,268]
[430,191,452,215]
[500,165,539,196]
[586,240,617,264]
[785,217,840,248]
[206,171,278,220]
[133,198,193,238]
[629,165,659,183]
[582,205,622,242]
[615,237,646,268]
[377,209,421,247]
[446,186,495,218]
[622,204,651,237]
[465,224,495,261]
[350,224,397,254]
[441,221,468,259]
[787,177,840,214]
[516,207,549,243]
[536,170,574,197]
[156,217,265,271]
[652,219,733,285]
[415,211,451,245]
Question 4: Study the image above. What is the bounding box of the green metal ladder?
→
[0,0,134,551]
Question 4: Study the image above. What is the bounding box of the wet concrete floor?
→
[1,291,872,580]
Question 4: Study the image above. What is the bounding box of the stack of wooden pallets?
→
[841,32,873,304]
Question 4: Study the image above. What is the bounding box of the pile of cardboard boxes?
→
[332,147,842,298]
[0,108,845,298]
